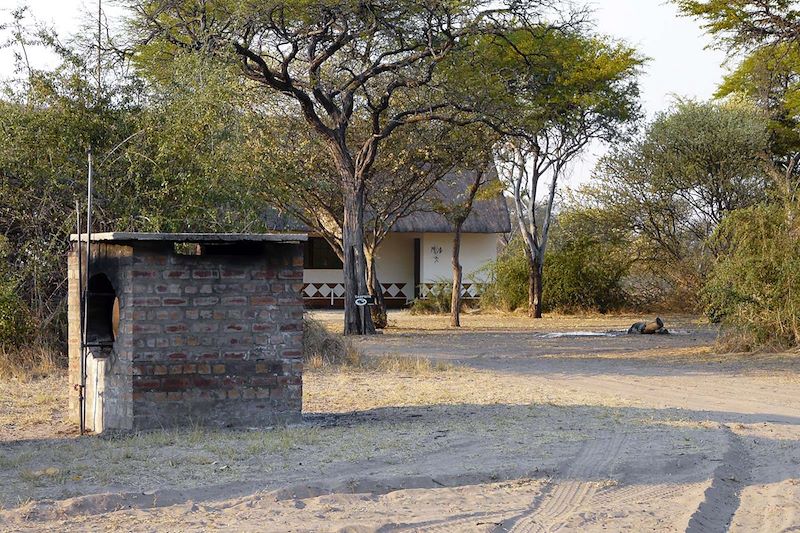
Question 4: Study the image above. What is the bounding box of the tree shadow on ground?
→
[1,400,798,530]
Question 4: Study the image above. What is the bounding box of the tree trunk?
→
[365,252,388,329]
[342,182,376,335]
[450,225,463,327]
[527,254,543,319]
[533,260,543,319]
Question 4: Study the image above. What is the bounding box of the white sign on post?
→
[355,295,375,306]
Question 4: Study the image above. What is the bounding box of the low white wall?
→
[303,234,417,301]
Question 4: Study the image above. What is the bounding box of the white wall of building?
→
[302,233,416,286]
[303,232,501,302]
[420,232,499,284]
[373,233,416,290]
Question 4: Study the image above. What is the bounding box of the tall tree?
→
[677,0,800,346]
[127,0,562,334]
[677,0,800,201]
[363,129,468,329]
[484,30,642,317]
[429,166,497,327]
[258,116,488,328]
[676,0,800,50]
[583,99,770,303]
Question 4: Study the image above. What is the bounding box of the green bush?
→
[409,280,457,314]
[481,217,631,314]
[479,239,530,312]
[0,236,34,348]
[0,282,34,348]
[542,236,630,313]
[702,203,800,349]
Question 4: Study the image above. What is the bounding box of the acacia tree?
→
[676,0,800,49]
[362,122,500,327]
[363,136,461,329]
[430,166,495,327]
[257,116,485,328]
[487,30,642,317]
[676,0,800,345]
[128,0,561,334]
[582,99,770,304]
[677,0,800,200]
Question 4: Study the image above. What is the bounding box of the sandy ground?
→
[1,311,799,532]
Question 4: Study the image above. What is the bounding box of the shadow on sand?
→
[1,398,798,531]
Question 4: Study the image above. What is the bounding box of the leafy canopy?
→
[582,99,770,304]
[676,0,800,50]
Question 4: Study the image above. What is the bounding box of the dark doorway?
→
[413,238,421,299]
[86,273,117,345]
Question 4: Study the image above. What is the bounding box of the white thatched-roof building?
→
[269,170,511,308]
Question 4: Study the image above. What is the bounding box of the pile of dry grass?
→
[303,317,453,374]
[0,344,62,381]
[303,317,363,369]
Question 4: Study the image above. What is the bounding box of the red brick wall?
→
[69,240,305,431]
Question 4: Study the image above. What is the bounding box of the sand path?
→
[1,317,799,532]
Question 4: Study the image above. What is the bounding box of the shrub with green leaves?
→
[479,239,530,312]
[543,236,630,314]
[0,282,34,348]
[702,203,800,349]
[409,281,458,315]
[481,207,632,314]
[0,236,33,347]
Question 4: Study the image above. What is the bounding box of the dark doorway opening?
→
[86,273,117,345]
[413,238,421,299]
[304,237,344,269]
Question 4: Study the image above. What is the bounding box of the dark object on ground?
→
[628,317,669,335]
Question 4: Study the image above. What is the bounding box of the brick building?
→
[67,232,306,433]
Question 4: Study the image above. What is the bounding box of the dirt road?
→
[1,313,799,532]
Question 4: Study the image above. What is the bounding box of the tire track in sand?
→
[495,432,629,533]
[590,482,686,508]
[398,508,521,532]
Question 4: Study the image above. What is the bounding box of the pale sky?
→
[570,0,728,187]
[0,0,727,186]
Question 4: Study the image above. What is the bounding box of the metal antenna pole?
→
[76,200,85,435]
[97,0,102,99]
[81,148,94,435]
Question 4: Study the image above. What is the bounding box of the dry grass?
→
[304,316,453,374]
[303,317,363,369]
[0,373,67,438]
[0,365,620,510]
[0,344,62,381]
[371,355,453,373]
[712,327,800,355]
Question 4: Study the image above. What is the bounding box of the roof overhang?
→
[69,232,308,243]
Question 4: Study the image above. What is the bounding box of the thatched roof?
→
[261,206,307,233]
[263,168,511,235]
[391,168,511,234]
